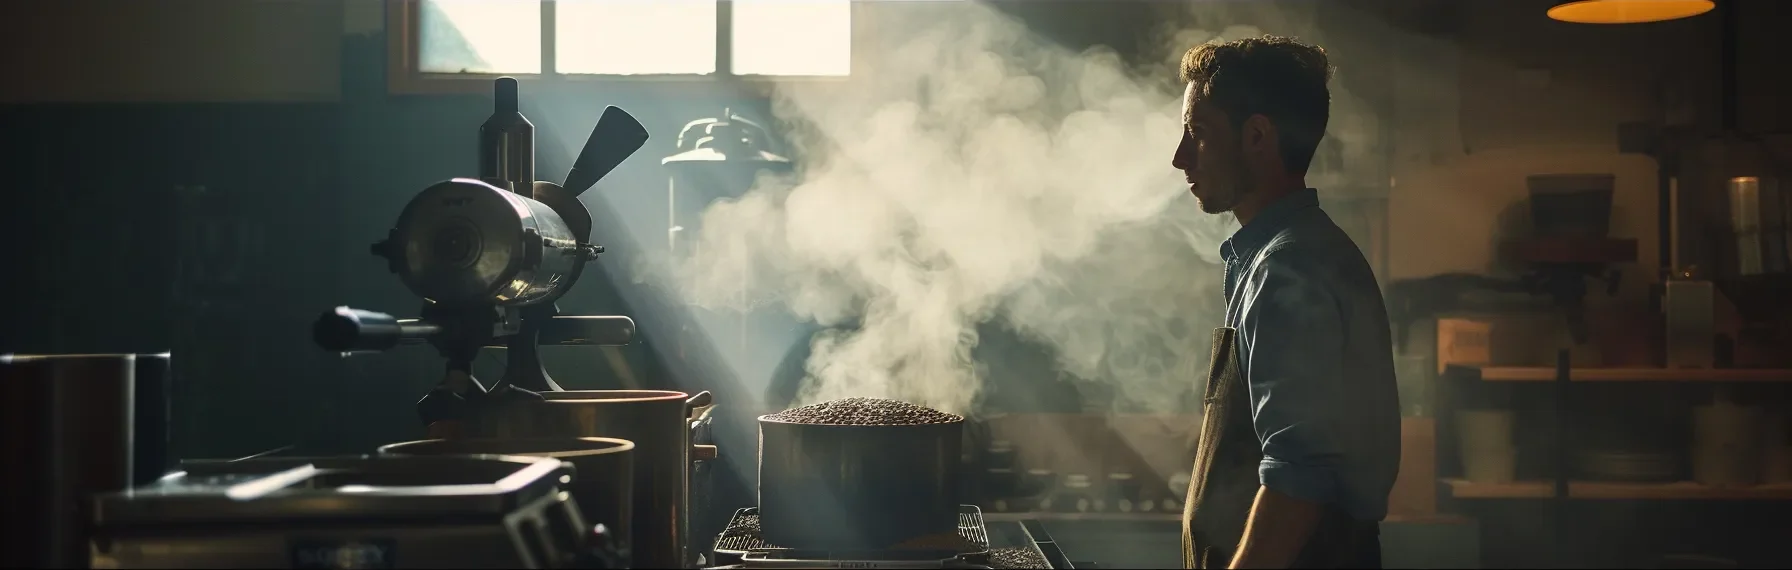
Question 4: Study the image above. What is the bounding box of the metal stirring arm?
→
[313,306,637,352]
[312,306,638,425]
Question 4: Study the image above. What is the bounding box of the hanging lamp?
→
[1547,0,1715,24]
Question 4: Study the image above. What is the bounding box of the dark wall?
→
[0,31,758,458]
[0,0,1200,460]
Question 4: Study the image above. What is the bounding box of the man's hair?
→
[1179,36,1333,174]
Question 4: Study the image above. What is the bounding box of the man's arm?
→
[1229,252,1348,569]
[1228,486,1323,569]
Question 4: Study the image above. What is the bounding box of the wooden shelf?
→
[980,511,1469,524]
[1444,479,1553,499]
[1444,479,1792,500]
[1456,366,1792,383]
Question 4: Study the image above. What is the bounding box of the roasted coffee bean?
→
[721,514,762,539]
[987,546,1050,569]
[765,397,963,426]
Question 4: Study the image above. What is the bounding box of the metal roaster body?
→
[310,77,724,567]
[756,414,966,551]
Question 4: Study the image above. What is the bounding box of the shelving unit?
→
[1439,361,1792,506]
[1469,366,1792,383]
[1431,358,1792,565]
[1443,479,1792,500]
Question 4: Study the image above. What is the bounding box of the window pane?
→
[732,0,852,77]
[419,0,542,74]
[558,0,717,75]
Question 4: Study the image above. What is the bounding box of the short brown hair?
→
[1179,36,1333,174]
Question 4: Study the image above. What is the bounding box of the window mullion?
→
[715,0,733,76]
[542,0,558,76]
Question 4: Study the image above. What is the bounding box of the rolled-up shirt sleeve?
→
[1236,250,1348,506]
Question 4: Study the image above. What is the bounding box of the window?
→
[405,0,852,79]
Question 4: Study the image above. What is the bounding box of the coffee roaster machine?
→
[33,77,733,569]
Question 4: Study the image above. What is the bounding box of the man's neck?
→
[1232,177,1306,227]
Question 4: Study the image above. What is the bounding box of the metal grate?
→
[713,505,990,558]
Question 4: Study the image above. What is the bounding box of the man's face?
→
[1171,82,1251,214]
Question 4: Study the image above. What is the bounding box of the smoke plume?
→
[672,1,1371,415]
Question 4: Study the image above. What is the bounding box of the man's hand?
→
[1228,485,1322,569]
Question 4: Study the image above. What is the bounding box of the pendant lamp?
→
[1548,0,1715,24]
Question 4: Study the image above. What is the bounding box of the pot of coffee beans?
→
[757,398,964,551]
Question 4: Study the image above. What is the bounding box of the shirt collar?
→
[1218,188,1320,263]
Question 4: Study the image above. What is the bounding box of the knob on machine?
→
[313,77,651,433]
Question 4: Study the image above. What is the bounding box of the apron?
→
[1181,327,1382,569]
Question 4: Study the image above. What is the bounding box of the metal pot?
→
[1,354,138,568]
[756,417,963,551]
[133,353,172,487]
[467,390,717,569]
[377,437,635,555]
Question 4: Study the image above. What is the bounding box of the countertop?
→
[983,515,1481,569]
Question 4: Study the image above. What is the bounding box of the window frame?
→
[385,0,866,96]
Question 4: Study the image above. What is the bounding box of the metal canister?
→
[1665,279,1717,369]
[1,354,138,568]
[1725,176,1789,277]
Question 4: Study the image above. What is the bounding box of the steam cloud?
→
[671,2,1373,416]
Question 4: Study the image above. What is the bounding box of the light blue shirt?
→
[1219,188,1400,522]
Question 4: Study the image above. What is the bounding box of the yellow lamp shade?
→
[1548,0,1715,24]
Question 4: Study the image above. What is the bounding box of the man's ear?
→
[1243,114,1276,157]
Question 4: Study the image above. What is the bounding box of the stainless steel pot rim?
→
[541,390,691,403]
[369,450,591,468]
[756,414,967,427]
[2,353,139,363]
[379,437,636,458]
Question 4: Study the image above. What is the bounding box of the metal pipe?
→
[479,77,536,194]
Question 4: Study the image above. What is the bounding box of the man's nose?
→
[1172,138,1193,171]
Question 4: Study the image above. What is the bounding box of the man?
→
[1172,36,1400,569]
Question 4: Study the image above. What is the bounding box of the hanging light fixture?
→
[1548,0,1715,24]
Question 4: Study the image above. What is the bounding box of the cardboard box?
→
[1436,318,1492,373]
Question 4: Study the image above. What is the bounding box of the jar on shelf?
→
[1058,474,1094,513]
[1107,472,1141,512]
[986,441,1016,470]
[1024,468,1057,511]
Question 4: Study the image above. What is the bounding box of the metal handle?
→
[313,307,637,353]
[313,307,443,352]
[531,316,638,347]
[685,390,714,416]
[692,444,719,462]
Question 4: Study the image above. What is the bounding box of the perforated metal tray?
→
[713,505,992,564]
